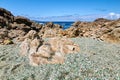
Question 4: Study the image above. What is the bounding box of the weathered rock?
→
[44,22,62,29]
[29,53,49,66]
[29,37,43,55]
[14,16,32,26]
[1,7,120,45]
[72,21,81,27]
[101,28,120,43]
[9,22,31,31]
[45,22,54,28]
[50,51,65,64]
[0,8,14,22]
[0,28,8,39]
[19,37,80,66]
[31,22,42,31]
[17,30,38,42]
[0,16,8,27]
[47,37,80,54]
[37,43,53,58]
[41,28,63,38]
[38,22,63,38]
[19,38,31,56]
[94,18,111,23]
[8,30,26,39]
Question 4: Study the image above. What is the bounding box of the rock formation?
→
[101,27,120,43]
[0,8,44,44]
[38,22,63,38]
[0,7,120,45]
[19,36,80,66]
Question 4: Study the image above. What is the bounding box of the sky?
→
[0,0,120,21]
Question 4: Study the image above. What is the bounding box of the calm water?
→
[36,21,74,29]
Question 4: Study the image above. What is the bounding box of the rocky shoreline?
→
[0,8,120,80]
[0,8,120,45]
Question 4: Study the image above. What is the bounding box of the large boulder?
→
[19,37,80,66]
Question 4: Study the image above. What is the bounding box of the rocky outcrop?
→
[14,16,32,26]
[0,28,14,44]
[0,16,8,28]
[19,37,80,66]
[0,8,14,22]
[63,19,120,43]
[0,7,120,44]
[0,8,14,29]
[0,8,44,44]
[0,8,64,44]
[38,22,63,38]
[94,18,111,23]
[101,27,120,43]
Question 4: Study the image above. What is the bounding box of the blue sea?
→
[36,21,74,29]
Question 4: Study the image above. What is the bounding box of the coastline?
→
[0,8,120,80]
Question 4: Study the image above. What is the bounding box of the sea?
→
[36,21,74,29]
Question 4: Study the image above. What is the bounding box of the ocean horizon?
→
[35,21,74,29]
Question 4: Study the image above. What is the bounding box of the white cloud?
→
[28,12,120,21]
[109,12,115,16]
[108,12,120,19]
[116,14,120,19]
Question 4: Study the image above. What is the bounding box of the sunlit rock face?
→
[101,27,120,43]
[19,37,80,66]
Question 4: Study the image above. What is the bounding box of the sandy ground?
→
[0,38,120,80]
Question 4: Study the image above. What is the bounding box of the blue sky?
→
[0,0,120,21]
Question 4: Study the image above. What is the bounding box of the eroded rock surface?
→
[19,37,80,66]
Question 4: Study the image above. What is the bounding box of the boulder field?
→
[0,8,120,44]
